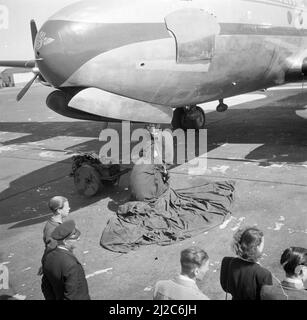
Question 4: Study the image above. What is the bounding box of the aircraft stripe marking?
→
[242,0,304,10]
[40,20,307,87]
[220,23,307,36]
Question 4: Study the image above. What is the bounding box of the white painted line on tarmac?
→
[22,267,31,272]
[144,286,153,292]
[231,217,246,231]
[86,268,113,279]
[211,165,230,174]
[219,216,234,229]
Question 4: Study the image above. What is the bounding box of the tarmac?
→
[0,83,306,300]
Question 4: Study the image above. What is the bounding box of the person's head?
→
[180,246,209,280]
[232,226,264,262]
[49,196,70,219]
[51,220,81,252]
[280,247,307,281]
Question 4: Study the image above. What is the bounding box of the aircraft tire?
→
[74,164,102,197]
[181,106,206,130]
[171,107,185,130]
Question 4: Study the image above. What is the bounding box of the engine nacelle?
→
[285,57,307,82]
[46,90,120,122]
[302,57,307,76]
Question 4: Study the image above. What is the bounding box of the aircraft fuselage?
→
[35,0,307,108]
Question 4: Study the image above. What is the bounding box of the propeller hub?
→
[32,67,40,74]
[33,22,67,87]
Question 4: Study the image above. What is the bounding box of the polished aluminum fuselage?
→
[35,0,307,107]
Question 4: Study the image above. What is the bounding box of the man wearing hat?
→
[37,196,71,276]
[41,220,90,300]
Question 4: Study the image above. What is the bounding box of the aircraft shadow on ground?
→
[205,91,307,165]
[0,159,131,229]
[0,91,307,228]
[0,121,104,145]
[0,126,131,228]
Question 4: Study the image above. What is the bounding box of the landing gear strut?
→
[172,105,206,130]
[216,99,228,112]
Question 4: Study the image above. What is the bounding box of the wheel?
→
[180,106,206,130]
[74,164,102,197]
[171,108,185,130]
[100,164,121,186]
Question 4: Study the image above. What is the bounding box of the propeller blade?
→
[16,73,39,101]
[0,60,36,68]
[30,19,38,49]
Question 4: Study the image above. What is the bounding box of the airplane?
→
[1,0,307,130]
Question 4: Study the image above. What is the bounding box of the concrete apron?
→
[0,84,306,299]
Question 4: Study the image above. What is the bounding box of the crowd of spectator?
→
[38,197,307,300]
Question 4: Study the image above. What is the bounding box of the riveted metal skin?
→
[3,0,307,123]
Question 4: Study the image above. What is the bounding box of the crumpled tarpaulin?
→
[100,164,235,253]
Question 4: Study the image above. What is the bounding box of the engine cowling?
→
[302,57,307,76]
[46,89,119,122]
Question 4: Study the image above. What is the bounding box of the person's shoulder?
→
[221,256,235,267]
[254,263,271,275]
[221,256,233,262]
[282,285,307,300]
[291,289,307,300]
[53,249,78,268]
[261,284,285,300]
[43,218,58,230]
[43,219,52,229]
[261,284,307,300]
[253,263,272,283]
[153,279,174,299]
[192,289,210,300]
[155,279,173,288]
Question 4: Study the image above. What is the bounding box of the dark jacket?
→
[220,257,272,300]
[261,280,307,300]
[41,247,90,300]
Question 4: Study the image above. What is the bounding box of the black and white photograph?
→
[0,0,307,305]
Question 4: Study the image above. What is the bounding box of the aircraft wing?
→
[68,88,173,124]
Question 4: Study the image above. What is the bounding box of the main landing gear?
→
[171,99,229,130]
[216,99,228,112]
[172,105,206,130]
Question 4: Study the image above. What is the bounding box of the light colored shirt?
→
[261,277,307,300]
[284,277,304,290]
[153,274,209,300]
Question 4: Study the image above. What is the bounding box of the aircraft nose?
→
[34,19,100,88]
[34,21,68,87]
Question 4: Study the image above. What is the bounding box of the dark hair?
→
[180,246,209,276]
[280,247,307,276]
[232,226,264,262]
